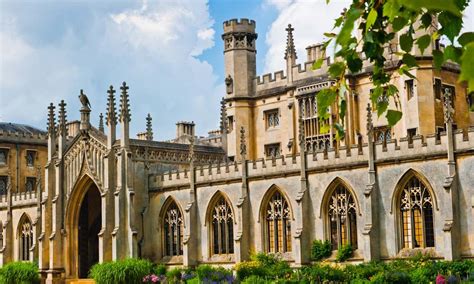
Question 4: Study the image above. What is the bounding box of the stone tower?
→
[222,19,257,161]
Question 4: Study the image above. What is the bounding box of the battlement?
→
[153,128,474,190]
[0,191,46,209]
[0,128,48,143]
[255,70,286,85]
[223,18,256,34]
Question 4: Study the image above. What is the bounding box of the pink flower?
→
[436,274,446,284]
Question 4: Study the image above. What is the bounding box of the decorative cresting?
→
[18,215,33,261]
[284,24,297,60]
[210,195,234,255]
[265,190,292,253]
[119,82,131,123]
[222,19,257,52]
[162,201,184,257]
[64,137,107,196]
[399,176,435,249]
[146,113,153,141]
[328,186,358,250]
[106,85,117,126]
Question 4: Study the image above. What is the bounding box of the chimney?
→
[176,121,195,139]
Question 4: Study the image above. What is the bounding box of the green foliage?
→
[336,244,353,262]
[0,262,40,284]
[165,268,183,283]
[154,264,167,276]
[195,265,233,283]
[235,253,291,281]
[318,0,472,133]
[310,240,332,261]
[89,258,155,284]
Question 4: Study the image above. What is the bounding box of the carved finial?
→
[146,113,153,141]
[284,24,297,60]
[220,98,228,133]
[106,85,117,125]
[240,127,247,156]
[58,100,67,136]
[298,117,305,147]
[188,136,195,162]
[225,75,233,94]
[99,113,104,133]
[443,87,454,124]
[366,103,373,134]
[47,103,56,135]
[119,82,131,123]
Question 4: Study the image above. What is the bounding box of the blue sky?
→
[1,0,473,140]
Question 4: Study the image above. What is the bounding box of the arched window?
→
[328,185,357,250]
[399,176,434,248]
[19,216,33,261]
[265,190,291,253]
[162,201,184,257]
[210,195,234,255]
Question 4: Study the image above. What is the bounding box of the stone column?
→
[235,127,249,262]
[184,138,197,266]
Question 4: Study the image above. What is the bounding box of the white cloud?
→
[0,0,222,139]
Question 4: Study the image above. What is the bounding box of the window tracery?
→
[265,190,291,253]
[327,185,357,250]
[211,195,234,255]
[163,201,184,257]
[19,216,33,261]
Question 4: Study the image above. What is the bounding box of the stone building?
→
[1,18,474,283]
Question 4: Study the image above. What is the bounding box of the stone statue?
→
[79,89,91,109]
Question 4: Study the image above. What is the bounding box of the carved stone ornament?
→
[225,75,233,94]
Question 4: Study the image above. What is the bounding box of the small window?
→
[26,151,36,167]
[370,88,388,111]
[407,128,417,143]
[264,143,281,158]
[434,78,442,100]
[227,116,234,132]
[0,149,8,165]
[405,79,414,100]
[26,177,36,192]
[0,176,7,195]
[374,126,391,143]
[265,109,280,129]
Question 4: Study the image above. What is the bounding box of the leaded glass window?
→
[328,185,358,250]
[26,151,35,167]
[163,201,184,256]
[265,191,291,253]
[0,150,7,165]
[19,216,33,261]
[26,177,36,192]
[400,176,435,248]
[211,196,234,255]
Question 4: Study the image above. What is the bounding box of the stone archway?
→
[78,183,101,278]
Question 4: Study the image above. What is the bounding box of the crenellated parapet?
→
[153,128,474,191]
[222,18,257,53]
[0,129,47,145]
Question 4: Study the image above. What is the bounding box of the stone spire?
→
[106,85,117,126]
[58,100,67,136]
[240,126,247,159]
[443,87,454,124]
[119,81,131,148]
[298,117,305,150]
[119,82,131,123]
[99,113,104,133]
[146,113,153,141]
[366,103,373,134]
[47,103,56,136]
[284,24,297,62]
[220,97,228,157]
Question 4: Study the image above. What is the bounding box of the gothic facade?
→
[0,18,473,283]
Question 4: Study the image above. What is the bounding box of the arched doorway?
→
[78,183,101,278]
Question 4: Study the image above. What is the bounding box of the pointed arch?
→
[259,184,293,253]
[320,177,359,250]
[392,169,436,250]
[390,168,438,214]
[205,191,235,255]
[319,177,361,218]
[159,197,184,257]
[17,213,33,261]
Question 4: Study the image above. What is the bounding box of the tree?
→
[314,0,473,138]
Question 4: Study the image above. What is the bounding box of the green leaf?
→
[324,32,337,38]
[392,16,408,32]
[432,49,444,69]
[458,32,474,46]
[317,88,337,118]
[370,86,383,105]
[328,62,345,78]
[334,123,345,140]
[459,42,474,92]
[347,53,363,73]
[340,99,347,122]
[377,100,389,117]
[400,33,413,52]
[320,123,330,134]
[444,45,462,63]
[366,9,378,32]
[416,35,431,55]
[402,53,418,67]
[336,8,362,46]
[438,11,462,43]
[386,84,399,97]
[383,0,401,21]
[386,110,403,126]
[399,0,461,17]
[312,58,325,70]
[420,13,432,29]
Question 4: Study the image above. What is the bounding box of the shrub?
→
[310,240,332,261]
[89,258,155,284]
[0,261,40,284]
[241,275,269,284]
[235,260,266,280]
[165,268,182,283]
[384,271,411,284]
[336,244,353,262]
[195,265,233,283]
[154,264,167,276]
